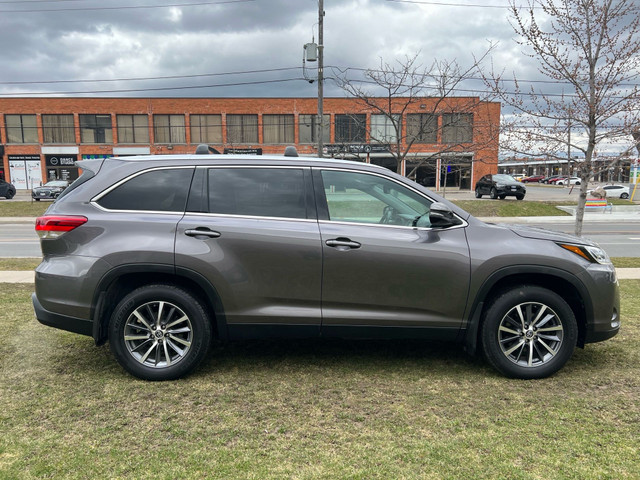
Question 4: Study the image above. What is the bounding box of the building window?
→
[42,114,75,144]
[262,114,294,144]
[226,114,258,144]
[5,114,38,143]
[335,114,366,143]
[153,114,186,144]
[190,114,222,144]
[370,114,399,143]
[79,114,113,144]
[406,114,438,143]
[442,113,473,144]
[299,114,330,144]
[117,115,149,144]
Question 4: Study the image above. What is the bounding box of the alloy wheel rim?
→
[497,302,564,368]
[123,301,193,368]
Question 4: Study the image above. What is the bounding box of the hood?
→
[496,223,597,246]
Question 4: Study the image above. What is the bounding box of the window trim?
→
[90,166,194,214]
[313,166,468,231]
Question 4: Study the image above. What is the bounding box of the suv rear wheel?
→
[108,284,212,380]
[481,286,577,379]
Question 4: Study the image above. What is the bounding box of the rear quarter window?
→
[96,168,194,212]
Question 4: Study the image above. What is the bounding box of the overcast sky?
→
[0,0,530,98]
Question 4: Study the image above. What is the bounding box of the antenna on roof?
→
[195,144,221,155]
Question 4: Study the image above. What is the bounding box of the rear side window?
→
[96,168,194,212]
[207,168,307,219]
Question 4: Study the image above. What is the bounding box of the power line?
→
[0,78,306,96]
[0,0,254,13]
[0,67,304,86]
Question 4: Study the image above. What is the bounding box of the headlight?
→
[496,183,505,187]
[558,243,612,265]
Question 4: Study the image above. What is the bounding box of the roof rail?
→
[195,144,221,155]
[284,146,299,157]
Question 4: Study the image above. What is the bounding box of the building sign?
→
[324,144,391,155]
[45,154,78,182]
[223,148,263,155]
[7,155,42,189]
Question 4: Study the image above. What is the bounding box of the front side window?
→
[117,114,149,144]
[335,114,366,143]
[226,114,258,144]
[442,113,473,144]
[320,170,432,227]
[370,114,399,143]
[42,114,75,144]
[80,114,113,143]
[190,114,222,144]
[206,168,307,219]
[299,114,330,144]
[5,114,38,143]
[96,168,194,212]
[262,114,294,144]
[153,114,186,144]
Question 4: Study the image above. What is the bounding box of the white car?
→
[589,184,631,199]
[556,176,581,186]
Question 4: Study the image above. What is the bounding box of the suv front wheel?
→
[108,284,212,380]
[481,286,577,379]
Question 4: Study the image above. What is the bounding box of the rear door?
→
[175,166,322,337]
[314,168,471,337]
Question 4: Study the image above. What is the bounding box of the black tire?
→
[481,286,577,379]
[516,194,524,200]
[34,198,40,201]
[475,188,482,198]
[490,187,498,199]
[620,193,629,199]
[5,190,15,200]
[499,195,506,200]
[108,284,212,381]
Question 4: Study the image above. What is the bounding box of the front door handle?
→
[185,228,221,239]
[325,238,361,250]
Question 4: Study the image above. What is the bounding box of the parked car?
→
[542,175,563,184]
[556,176,581,186]
[32,147,620,381]
[588,184,630,199]
[521,175,545,183]
[0,178,16,199]
[32,180,69,201]
[474,174,526,200]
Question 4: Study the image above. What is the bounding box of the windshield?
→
[493,174,517,182]
[44,181,68,187]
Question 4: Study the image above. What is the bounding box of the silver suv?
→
[32,150,620,380]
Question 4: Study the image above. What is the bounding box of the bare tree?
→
[484,0,640,236]
[334,52,499,192]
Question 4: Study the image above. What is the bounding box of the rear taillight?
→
[35,216,88,239]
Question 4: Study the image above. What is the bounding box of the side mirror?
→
[429,202,463,228]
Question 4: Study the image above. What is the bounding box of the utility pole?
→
[317,0,324,158]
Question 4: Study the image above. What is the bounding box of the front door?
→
[314,168,471,337]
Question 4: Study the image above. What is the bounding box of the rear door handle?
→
[185,228,221,239]
[325,238,361,249]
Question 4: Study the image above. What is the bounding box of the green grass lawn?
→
[0,200,49,217]
[1,282,638,479]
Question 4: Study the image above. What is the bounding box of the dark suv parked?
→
[475,174,526,200]
[33,150,620,380]
[0,178,16,199]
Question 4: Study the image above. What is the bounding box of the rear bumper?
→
[32,292,93,336]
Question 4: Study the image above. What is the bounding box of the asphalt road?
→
[2,218,639,258]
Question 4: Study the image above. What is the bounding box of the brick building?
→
[0,97,500,191]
